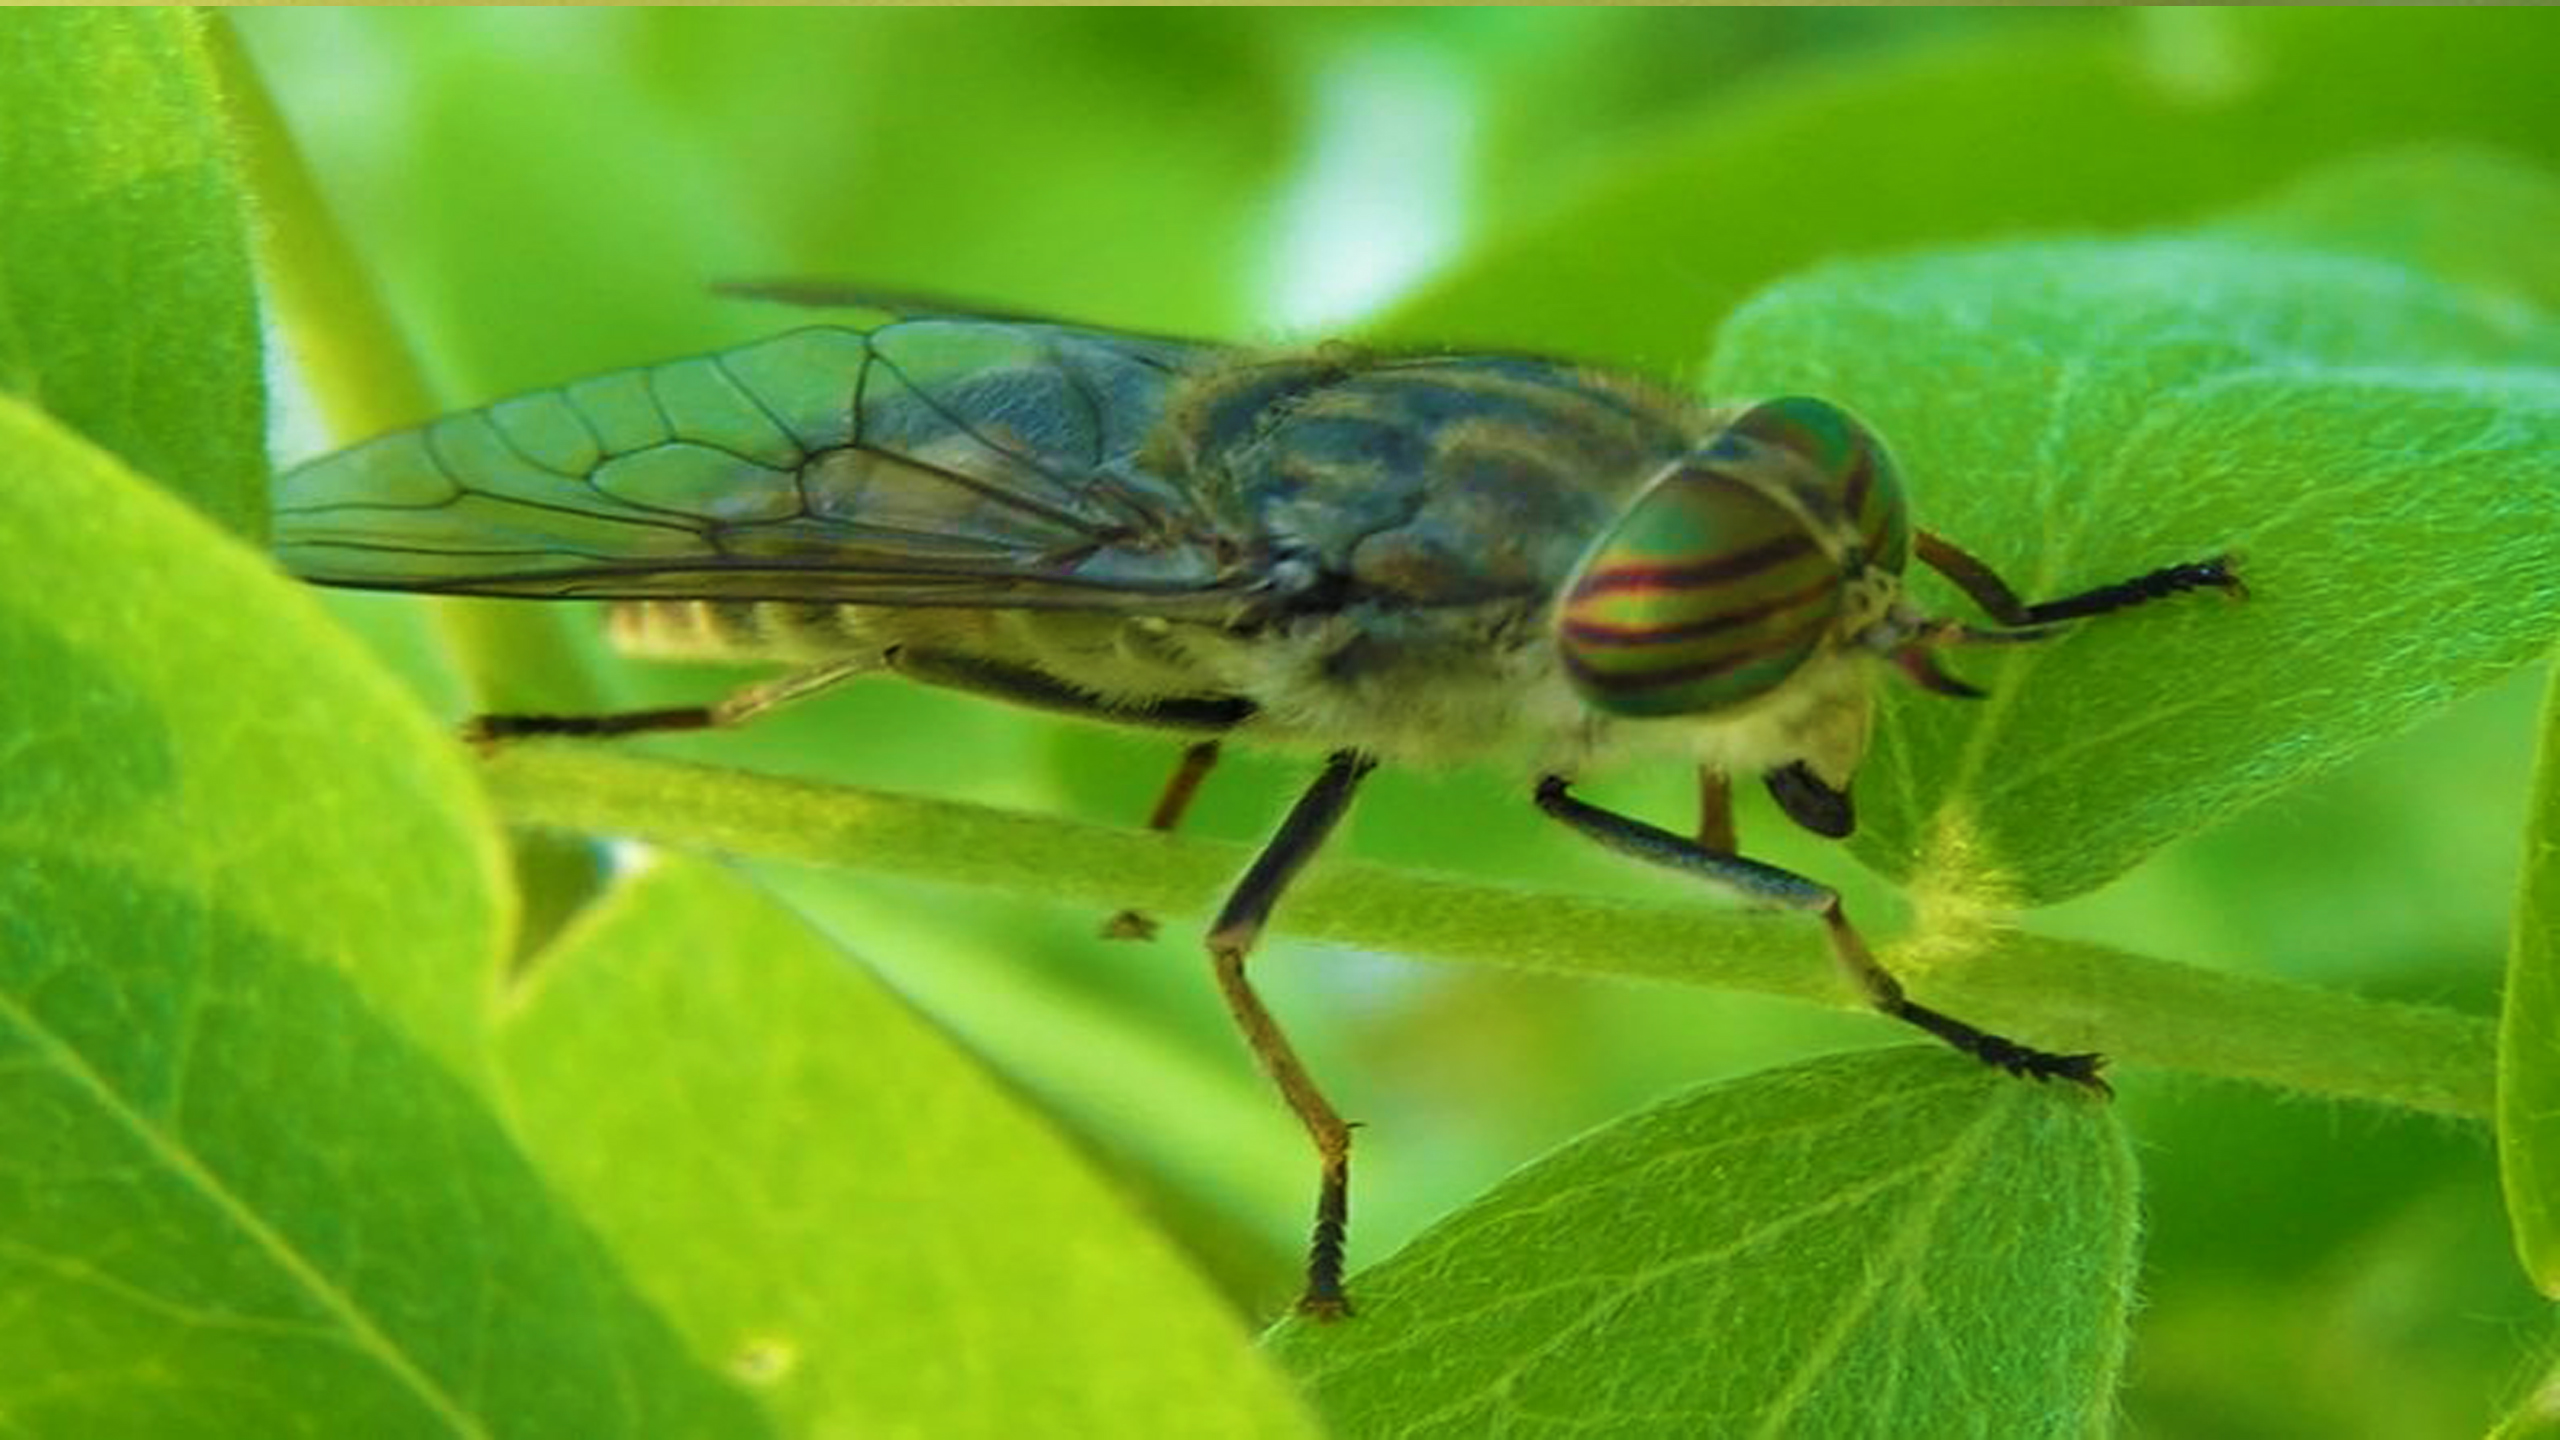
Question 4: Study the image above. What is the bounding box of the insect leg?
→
[1147,740,1225,832]
[885,647,1256,733]
[1102,740,1228,941]
[1534,775,2107,1090]
[1208,749,1377,1318]
[1915,531,2243,629]
[1763,761,1855,838]
[1695,767,1736,853]
[466,660,869,744]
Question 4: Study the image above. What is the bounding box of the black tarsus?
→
[1916,531,2244,630]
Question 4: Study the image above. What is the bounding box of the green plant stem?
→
[204,16,436,437]
[481,746,2495,1122]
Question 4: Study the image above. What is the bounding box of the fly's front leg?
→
[464,659,870,746]
[1102,739,1225,941]
[1210,749,1377,1318]
[1915,530,2244,630]
[1534,775,2107,1090]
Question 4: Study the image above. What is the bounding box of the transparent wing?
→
[273,319,1263,613]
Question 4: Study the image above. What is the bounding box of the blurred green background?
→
[236,9,2558,1434]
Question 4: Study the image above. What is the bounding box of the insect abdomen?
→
[605,599,855,663]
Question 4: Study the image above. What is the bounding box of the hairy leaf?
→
[0,11,263,535]
[1269,1048,2138,1438]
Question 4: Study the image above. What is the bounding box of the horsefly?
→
[272,305,2240,1317]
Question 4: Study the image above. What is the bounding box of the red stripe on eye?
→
[1559,619,1828,693]
[1560,573,1837,648]
[1567,530,1817,599]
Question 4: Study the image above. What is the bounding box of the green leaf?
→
[1706,188,2560,906]
[0,10,264,536]
[0,399,756,1434]
[493,855,1321,1439]
[2504,660,2560,1299]
[1384,8,2560,365]
[1267,1048,2138,1437]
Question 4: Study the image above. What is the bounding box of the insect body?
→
[274,314,2239,1317]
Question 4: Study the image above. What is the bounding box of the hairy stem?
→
[481,745,2494,1122]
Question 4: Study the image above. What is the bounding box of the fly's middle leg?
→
[1533,775,2107,1090]
[1209,748,1377,1318]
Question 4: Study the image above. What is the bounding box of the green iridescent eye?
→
[1555,397,1908,719]
[1724,395,1910,574]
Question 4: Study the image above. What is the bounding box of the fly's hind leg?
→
[1535,775,2107,1090]
[464,659,871,747]
[1103,739,1226,941]
[1145,739,1225,832]
[1211,749,1377,1318]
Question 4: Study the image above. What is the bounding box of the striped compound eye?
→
[1555,398,1906,719]
[1725,396,1909,576]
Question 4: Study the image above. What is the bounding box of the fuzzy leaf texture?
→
[1268,1049,2138,1439]
[1706,155,2560,907]
[0,10,265,537]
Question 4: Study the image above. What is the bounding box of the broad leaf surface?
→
[1268,1048,2137,1438]
[0,11,264,536]
[494,856,1320,1439]
[2505,661,2560,1299]
[0,402,754,1435]
[1706,173,2560,906]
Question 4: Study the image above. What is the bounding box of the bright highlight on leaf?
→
[1269,1048,2138,1438]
